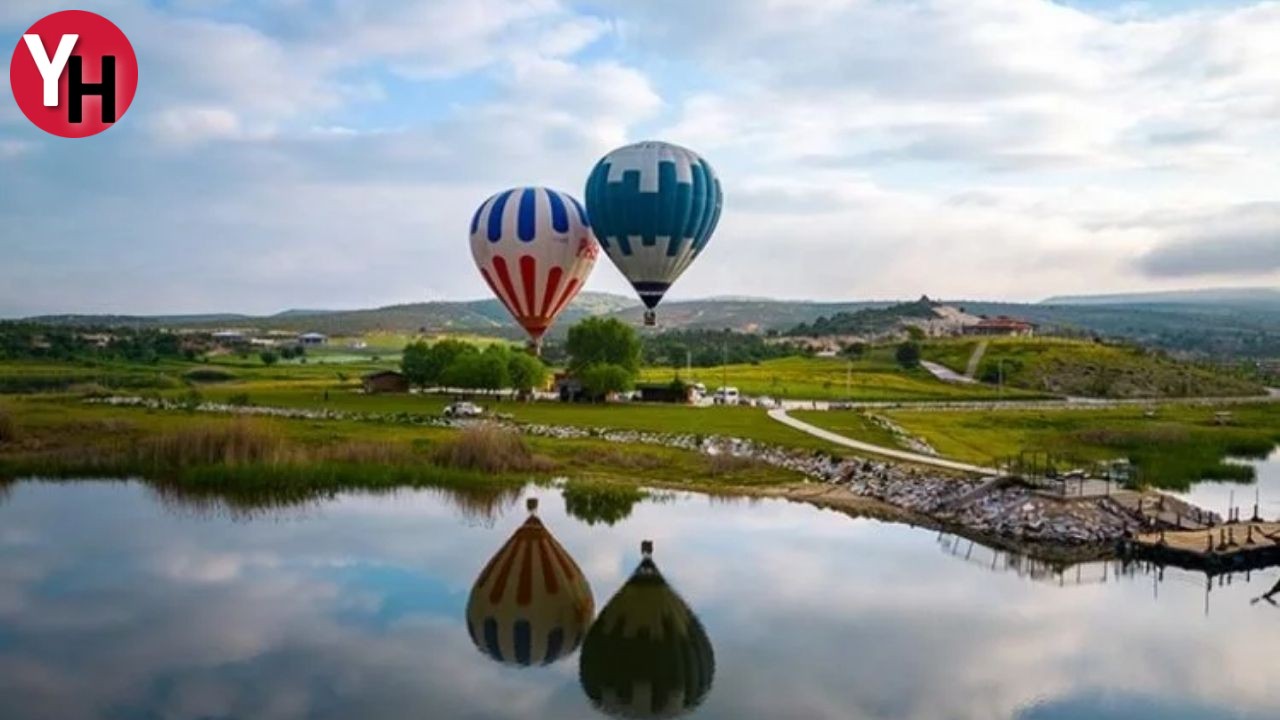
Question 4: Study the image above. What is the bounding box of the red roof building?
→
[964,316,1036,337]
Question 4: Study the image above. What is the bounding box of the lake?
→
[1,478,1278,720]
[1173,448,1280,520]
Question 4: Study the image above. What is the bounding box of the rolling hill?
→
[14,287,1280,358]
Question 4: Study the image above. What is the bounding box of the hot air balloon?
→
[585,141,723,326]
[466,498,595,666]
[470,187,599,353]
[579,541,715,718]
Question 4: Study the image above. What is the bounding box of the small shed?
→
[362,370,409,394]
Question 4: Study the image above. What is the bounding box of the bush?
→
[431,425,553,474]
[895,341,922,369]
[579,363,634,400]
[259,350,280,366]
[183,368,237,383]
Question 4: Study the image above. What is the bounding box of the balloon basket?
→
[643,310,656,327]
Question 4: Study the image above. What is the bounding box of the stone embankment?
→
[88,396,1201,548]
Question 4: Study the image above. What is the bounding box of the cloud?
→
[3,0,1280,314]
[1137,203,1280,278]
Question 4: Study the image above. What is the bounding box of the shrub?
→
[183,368,237,383]
[895,341,922,369]
[431,424,553,474]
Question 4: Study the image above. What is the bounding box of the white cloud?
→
[2,0,1279,314]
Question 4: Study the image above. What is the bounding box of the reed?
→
[0,406,17,444]
[431,424,555,474]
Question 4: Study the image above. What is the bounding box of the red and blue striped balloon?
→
[470,187,599,349]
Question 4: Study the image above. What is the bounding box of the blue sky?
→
[2,0,1279,316]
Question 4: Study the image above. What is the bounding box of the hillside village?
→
[783,296,1035,356]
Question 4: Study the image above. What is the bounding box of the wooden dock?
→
[1122,522,1280,573]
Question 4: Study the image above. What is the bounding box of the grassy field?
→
[639,355,1046,402]
[0,393,806,495]
[885,403,1280,490]
[921,337,1264,398]
[790,409,908,451]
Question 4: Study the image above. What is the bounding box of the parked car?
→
[443,401,484,418]
[712,386,740,405]
[754,395,777,408]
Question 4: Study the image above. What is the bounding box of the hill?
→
[922,337,1265,399]
[16,291,1280,359]
[1044,286,1280,308]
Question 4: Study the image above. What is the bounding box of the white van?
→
[712,386,740,405]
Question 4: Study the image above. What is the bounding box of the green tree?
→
[440,350,510,392]
[400,340,432,386]
[508,352,548,394]
[402,338,475,387]
[895,341,922,369]
[566,318,641,375]
[578,363,634,401]
[259,350,280,366]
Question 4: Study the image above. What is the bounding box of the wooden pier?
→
[1122,521,1280,573]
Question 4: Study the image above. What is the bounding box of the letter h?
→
[66,55,116,124]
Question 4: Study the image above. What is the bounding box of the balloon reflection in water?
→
[466,498,595,666]
[580,540,715,718]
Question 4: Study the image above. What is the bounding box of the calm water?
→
[1,479,1279,720]
[1173,448,1280,519]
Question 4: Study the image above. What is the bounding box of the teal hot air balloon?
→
[585,141,723,326]
[579,541,715,718]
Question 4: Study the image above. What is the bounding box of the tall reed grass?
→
[431,424,555,474]
[0,406,18,444]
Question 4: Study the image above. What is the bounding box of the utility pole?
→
[846,360,852,400]
[722,342,728,391]
[998,358,1005,399]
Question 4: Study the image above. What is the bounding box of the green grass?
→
[886,403,1280,490]
[790,409,909,451]
[921,337,1264,399]
[639,356,1044,402]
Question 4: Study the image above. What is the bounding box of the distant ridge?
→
[1043,287,1280,307]
[11,289,1279,358]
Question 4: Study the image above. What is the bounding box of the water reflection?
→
[2,479,1280,720]
[580,540,715,719]
[466,498,595,666]
[145,480,522,526]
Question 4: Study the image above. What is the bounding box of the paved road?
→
[767,408,1000,476]
[921,360,978,384]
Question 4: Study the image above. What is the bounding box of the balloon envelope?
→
[579,545,715,718]
[470,187,599,345]
[585,141,723,313]
[466,500,595,666]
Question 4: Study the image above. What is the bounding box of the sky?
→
[1,0,1279,316]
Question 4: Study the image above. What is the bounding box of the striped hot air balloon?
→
[470,187,599,352]
[466,498,595,666]
[579,541,715,718]
[585,141,723,326]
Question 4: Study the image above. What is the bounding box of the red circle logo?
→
[9,10,138,138]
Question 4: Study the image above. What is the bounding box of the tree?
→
[440,350,510,392]
[400,341,432,386]
[895,341,921,369]
[905,325,926,342]
[566,318,641,375]
[578,363,634,401]
[508,352,548,394]
[259,350,280,366]
[402,338,474,387]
